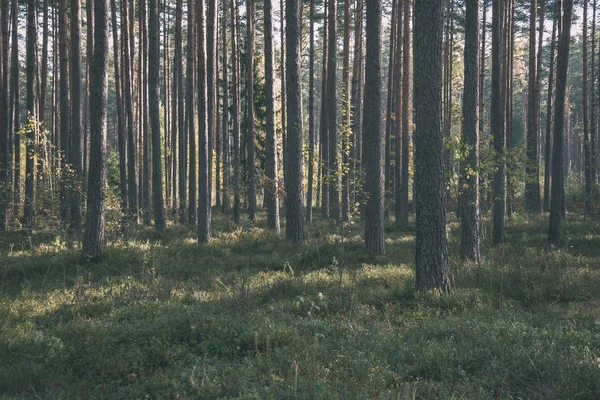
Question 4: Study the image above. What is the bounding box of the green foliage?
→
[2,213,600,398]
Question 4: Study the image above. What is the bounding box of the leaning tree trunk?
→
[149,0,166,232]
[284,0,305,244]
[460,0,480,261]
[82,0,109,259]
[548,0,573,245]
[414,0,449,292]
[363,0,385,255]
[264,0,280,232]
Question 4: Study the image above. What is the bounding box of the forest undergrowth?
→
[2,208,600,399]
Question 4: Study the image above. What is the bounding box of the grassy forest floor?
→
[2,208,600,399]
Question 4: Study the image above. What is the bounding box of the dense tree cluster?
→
[0,0,596,291]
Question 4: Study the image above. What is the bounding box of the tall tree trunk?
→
[544,2,558,211]
[349,0,363,217]
[11,0,19,218]
[491,0,505,244]
[384,0,397,221]
[340,0,350,222]
[399,0,410,226]
[265,0,280,232]
[84,0,93,200]
[207,0,216,215]
[172,0,183,218]
[58,0,70,227]
[583,0,593,213]
[231,0,241,225]
[70,0,83,229]
[82,0,108,257]
[327,0,339,228]
[110,0,127,215]
[122,0,138,223]
[40,0,48,134]
[198,0,211,242]
[319,0,329,220]
[280,0,286,165]
[181,0,193,225]
[0,0,8,230]
[188,0,197,224]
[393,3,402,225]
[141,0,151,225]
[525,0,541,213]
[284,0,304,243]
[24,0,36,227]
[414,0,449,291]
[246,0,256,221]
[363,0,384,254]
[82,0,109,258]
[548,0,573,245]
[460,0,480,261]
[149,0,166,231]
[220,0,228,214]
[306,0,315,223]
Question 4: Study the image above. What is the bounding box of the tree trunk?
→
[246,0,256,221]
[460,0,480,261]
[384,0,397,221]
[350,0,364,218]
[207,0,217,215]
[70,0,83,229]
[583,0,593,214]
[187,0,197,224]
[265,0,280,232]
[363,0,384,255]
[399,0,410,226]
[149,0,166,232]
[82,0,109,258]
[24,0,36,228]
[172,0,183,218]
[327,0,339,228]
[231,0,241,225]
[198,0,211,242]
[306,0,315,223]
[284,0,305,244]
[544,2,558,211]
[58,0,70,227]
[341,0,350,222]
[414,0,449,292]
[10,0,19,219]
[319,0,329,220]
[548,0,573,245]
[220,1,228,214]
[0,0,8,230]
[491,0,505,244]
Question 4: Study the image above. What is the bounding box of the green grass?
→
[2,210,600,399]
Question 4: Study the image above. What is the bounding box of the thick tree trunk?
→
[414,0,449,292]
[265,0,280,232]
[399,0,410,226]
[460,0,480,261]
[284,0,305,244]
[82,0,109,258]
[149,0,166,232]
[548,0,573,245]
[363,0,384,255]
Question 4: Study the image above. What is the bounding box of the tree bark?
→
[24,0,36,228]
[149,0,166,232]
[198,0,211,242]
[265,0,280,232]
[548,0,573,245]
[220,1,228,214]
[460,0,480,261]
[327,0,339,228]
[70,0,83,229]
[399,0,410,226]
[363,0,384,255]
[246,0,256,221]
[414,0,449,291]
[306,0,315,223]
[543,2,558,211]
[0,0,8,230]
[284,0,305,244]
[82,0,109,258]
[231,0,241,225]
[583,0,593,214]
